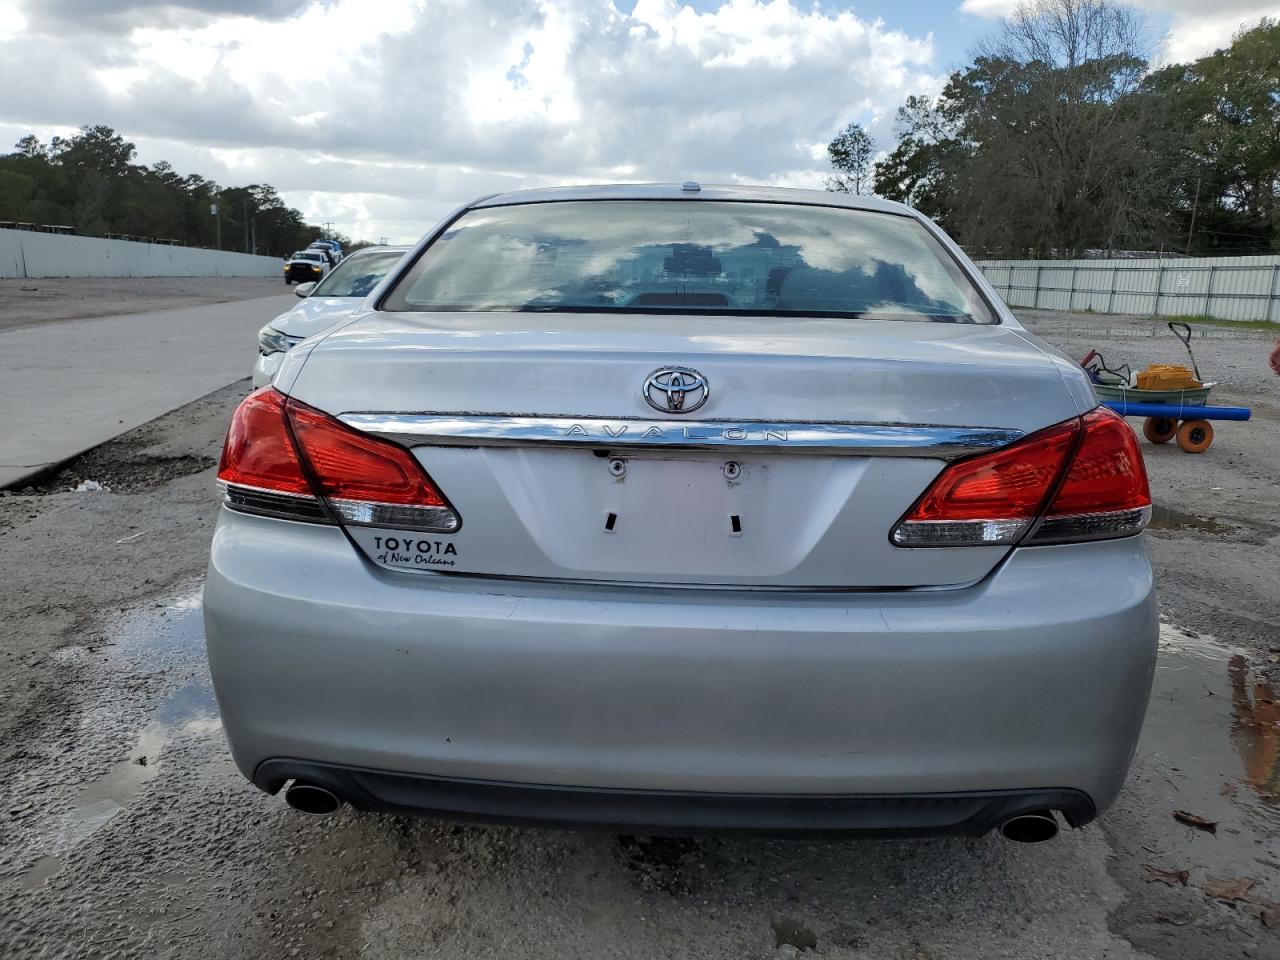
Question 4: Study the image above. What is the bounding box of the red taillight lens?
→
[217,388,311,496]
[892,420,1078,546]
[1032,407,1150,544]
[287,401,458,532]
[216,388,459,532]
[892,407,1150,547]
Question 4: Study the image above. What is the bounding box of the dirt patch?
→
[0,379,243,747]
[22,447,215,496]
[0,276,285,332]
[615,835,707,896]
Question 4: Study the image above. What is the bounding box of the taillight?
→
[216,389,328,522]
[287,402,459,532]
[216,387,459,532]
[1031,406,1151,544]
[892,407,1150,547]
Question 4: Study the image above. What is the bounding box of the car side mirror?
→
[295,282,317,298]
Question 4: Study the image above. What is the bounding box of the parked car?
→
[207,183,1156,840]
[308,239,343,266]
[254,245,409,387]
[283,249,331,284]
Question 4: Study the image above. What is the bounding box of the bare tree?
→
[989,0,1148,73]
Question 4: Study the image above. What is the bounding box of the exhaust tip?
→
[1000,811,1059,843]
[284,782,342,816]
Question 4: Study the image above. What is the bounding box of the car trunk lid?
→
[283,311,1088,588]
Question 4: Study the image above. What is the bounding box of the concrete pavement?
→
[0,292,293,487]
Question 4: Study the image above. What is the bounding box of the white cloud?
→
[957,0,1017,15]
[0,0,26,41]
[0,0,944,242]
[1151,2,1279,63]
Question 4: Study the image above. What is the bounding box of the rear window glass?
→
[311,251,403,298]
[382,200,995,323]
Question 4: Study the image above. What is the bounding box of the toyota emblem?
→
[643,367,709,413]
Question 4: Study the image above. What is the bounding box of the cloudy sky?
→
[0,0,1274,243]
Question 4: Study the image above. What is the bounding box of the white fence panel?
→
[0,229,281,279]
[974,254,1280,323]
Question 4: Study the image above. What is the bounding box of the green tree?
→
[1145,19,1280,254]
[863,0,1182,257]
[825,122,875,195]
[0,125,342,253]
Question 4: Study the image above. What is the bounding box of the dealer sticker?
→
[369,534,458,569]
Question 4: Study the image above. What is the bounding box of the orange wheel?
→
[1143,416,1177,444]
[1176,419,1213,454]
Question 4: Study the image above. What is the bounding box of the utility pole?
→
[243,199,250,253]
[211,196,221,250]
[322,221,334,239]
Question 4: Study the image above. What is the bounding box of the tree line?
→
[828,2,1280,260]
[0,125,347,257]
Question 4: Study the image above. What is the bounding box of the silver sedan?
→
[205,183,1157,841]
[254,245,409,387]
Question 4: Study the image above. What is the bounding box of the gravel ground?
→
[0,276,286,332]
[0,310,1278,959]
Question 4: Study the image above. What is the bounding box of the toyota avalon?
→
[205,183,1157,841]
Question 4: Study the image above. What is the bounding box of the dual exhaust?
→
[282,782,1061,843]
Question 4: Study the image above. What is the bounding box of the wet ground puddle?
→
[21,588,218,889]
[1151,622,1279,830]
[1148,504,1232,535]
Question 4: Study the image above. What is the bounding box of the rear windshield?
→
[382,200,995,323]
[311,251,403,298]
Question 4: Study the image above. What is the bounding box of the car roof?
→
[347,245,410,257]
[470,182,912,216]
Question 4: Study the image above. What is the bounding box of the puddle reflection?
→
[1148,504,1230,534]
[1229,655,1280,803]
[1154,623,1280,826]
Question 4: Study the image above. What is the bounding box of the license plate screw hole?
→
[605,512,618,532]
[723,461,742,482]
[608,458,627,478]
[730,514,742,535]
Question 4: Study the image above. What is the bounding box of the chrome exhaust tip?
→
[284,782,342,816]
[1000,810,1059,843]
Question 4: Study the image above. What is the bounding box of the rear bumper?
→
[257,759,1095,835]
[204,511,1158,830]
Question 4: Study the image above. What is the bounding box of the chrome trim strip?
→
[339,414,1023,459]
[219,480,329,523]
